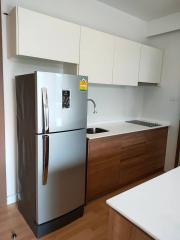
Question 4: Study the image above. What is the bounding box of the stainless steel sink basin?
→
[87,127,108,134]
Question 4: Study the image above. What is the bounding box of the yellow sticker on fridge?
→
[80,78,88,91]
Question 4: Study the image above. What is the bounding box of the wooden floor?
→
[0,173,162,240]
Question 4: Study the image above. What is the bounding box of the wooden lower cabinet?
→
[108,208,153,240]
[86,127,168,202]
[86,135,122,201]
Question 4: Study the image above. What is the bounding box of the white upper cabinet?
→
[9,7,80,64]
[113,37,141,86]
[139,45,163,84]
[79,27,114,84]
[8,7,163,86]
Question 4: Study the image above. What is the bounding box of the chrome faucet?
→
[88,98,97,114]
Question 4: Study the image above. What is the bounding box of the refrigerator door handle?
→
[42,135,49,185]
[42,87,49,133]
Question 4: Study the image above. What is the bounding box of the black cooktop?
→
[126,120,161,128]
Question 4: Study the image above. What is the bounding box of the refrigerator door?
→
[35,72,88,134]
[36,129,86,224]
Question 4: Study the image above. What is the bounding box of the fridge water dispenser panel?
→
[62,90,70,108]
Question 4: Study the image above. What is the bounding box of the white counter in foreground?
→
[87,120,169,139]
[107,167,180,240]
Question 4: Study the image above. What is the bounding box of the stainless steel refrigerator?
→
[16,71,88,237]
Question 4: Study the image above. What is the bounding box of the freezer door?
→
[36,129,86,224]
[35,72,88,134]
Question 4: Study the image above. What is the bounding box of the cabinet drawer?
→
[119,155,161,186]
[120,132,147,161]
[88,136,123,162]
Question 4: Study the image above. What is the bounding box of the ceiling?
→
[98,0,180,21]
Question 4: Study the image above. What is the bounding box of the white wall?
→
[147,12,180,37]
[142,31,180,171]
[5,0,146,42]
[2,0,147,204]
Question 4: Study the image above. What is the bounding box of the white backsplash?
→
[87,83,144,124]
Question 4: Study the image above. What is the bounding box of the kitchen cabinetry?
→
[8,7,80,64]
[108,208,153,240]
[139,45,163,84]
[8,7,163,86]
[87,127,168,202]
[113,37,141,86]
[79,27,114,84]
[79,28,163,86]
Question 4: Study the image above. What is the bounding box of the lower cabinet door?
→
[87,160,120,201]
[87,136,121,201]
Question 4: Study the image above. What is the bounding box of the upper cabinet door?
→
[10,7,80,64]
[139,45,163,84]
[79,27,114,84]
[113,37,141,86]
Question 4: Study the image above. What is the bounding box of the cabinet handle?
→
[42,135,49,185]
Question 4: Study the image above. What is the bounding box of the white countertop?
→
[87,119,169,139]
[106,167,180,240]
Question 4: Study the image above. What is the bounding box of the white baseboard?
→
[7,194,17,205]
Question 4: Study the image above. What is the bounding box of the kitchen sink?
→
[87,127,109,134]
